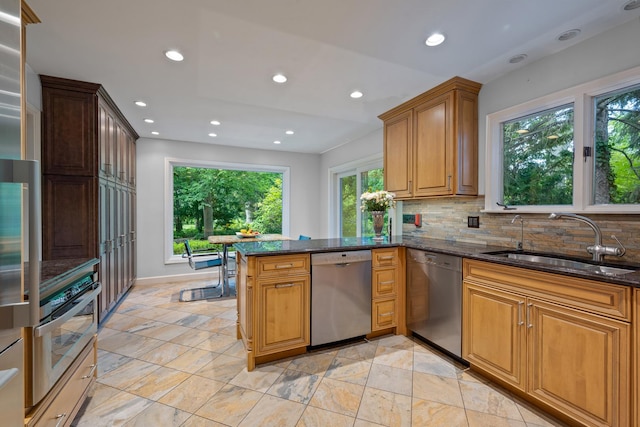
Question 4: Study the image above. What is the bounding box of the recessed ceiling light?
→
[557,29,581,42]
[164,50,184,61]
[547,135,559,139]
[624,0,640,11]
[144,118,154,123]
[210,120,221,126]
[273,140,281,144]
[272,74,287,83]
[285,130,294,135]
[350,90,364,99]
[151,131,159,135]
[208,133,217,137]
[508,54,528,64]
[516,129,529,134]
[135,100,147,107]
[425,33,445,47]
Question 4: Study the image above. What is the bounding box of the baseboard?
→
[135,271,218,286]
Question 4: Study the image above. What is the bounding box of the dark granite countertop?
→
[234,236,640,288]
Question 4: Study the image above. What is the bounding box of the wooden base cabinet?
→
[371,248,406,334]
[634,288,639,427]
[25,337,97,427]
[463,259,631,427]
[237,253,310,371]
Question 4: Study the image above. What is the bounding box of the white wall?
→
[477,18,640,194]
[136,138,321,279]
[318,128,384,237]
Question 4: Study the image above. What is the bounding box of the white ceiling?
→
[25,0,640,154]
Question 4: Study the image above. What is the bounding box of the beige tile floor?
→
[72,279,568,427]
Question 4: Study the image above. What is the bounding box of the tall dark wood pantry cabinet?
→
[41,75,138,323]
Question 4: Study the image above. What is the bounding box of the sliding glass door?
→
[337,166,384,237]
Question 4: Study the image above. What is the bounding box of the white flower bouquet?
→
[360,190,396,212]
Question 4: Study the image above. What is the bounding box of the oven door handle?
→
[34,283,102,338]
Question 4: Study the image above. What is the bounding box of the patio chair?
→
[180,241,224,300]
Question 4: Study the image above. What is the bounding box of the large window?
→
[486,66,640,213]
[502,104,574,206]
[593,84,640,204]
[165,158,289,260]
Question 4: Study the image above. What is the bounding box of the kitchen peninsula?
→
[234,236,640,427]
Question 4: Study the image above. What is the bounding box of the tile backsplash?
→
[402,196,640,264]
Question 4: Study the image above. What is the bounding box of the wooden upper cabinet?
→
[383,110,412,198]
[379,76,481,199]
[41,82,98,176]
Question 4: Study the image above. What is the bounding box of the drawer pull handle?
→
[379,280,394,285]
[379,312,394,317]
[275,264,294,269]
[275,283,294,289]
[82,363,97,379]
[55,413,67,427]
[517,301,524,326]
[378,256,394,260]
[527,303,533,329]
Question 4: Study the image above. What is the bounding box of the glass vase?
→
[371,210,385,241]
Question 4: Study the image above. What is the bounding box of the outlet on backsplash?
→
[467,216,480,228]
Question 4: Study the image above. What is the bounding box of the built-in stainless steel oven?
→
[25,271,101,407]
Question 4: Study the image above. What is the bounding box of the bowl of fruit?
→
[236,228,260,238]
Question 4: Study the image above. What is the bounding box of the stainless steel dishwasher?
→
[407,249,463,359]
[311,250,372,346]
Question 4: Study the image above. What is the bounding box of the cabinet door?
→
[462,281,526,391]
[98,100,117,180]
[42,175,97,259]
[527,299,630,427]
[635,289,640,427]
[383,110,412,198]
[454,90,478,195]
[256,277,309,355]
[98,179,113,322]
[413,92,453,197]
[41,87,97,176]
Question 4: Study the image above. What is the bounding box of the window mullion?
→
[573,92,587,210]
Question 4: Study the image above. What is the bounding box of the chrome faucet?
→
[548,212,625,262]
[511,214,523,250]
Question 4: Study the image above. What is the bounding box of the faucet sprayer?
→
[548,212,625,261]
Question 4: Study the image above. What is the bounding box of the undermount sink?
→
[485,251,636,277]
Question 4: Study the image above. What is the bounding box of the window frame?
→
[164,157,290,263]
[485,65,640,214]
[328,154,395,238]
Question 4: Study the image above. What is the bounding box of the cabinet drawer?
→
[372,248,398,268]
[257,254,310,277]
[28,338,96,427]
[373,268,397,298]
[373,298,397,331]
